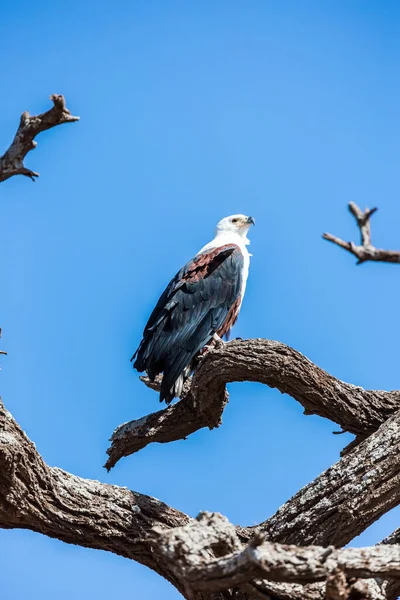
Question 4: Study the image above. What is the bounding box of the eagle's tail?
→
[160,362,192,404]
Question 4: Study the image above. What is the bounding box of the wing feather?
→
[133,244,244,403]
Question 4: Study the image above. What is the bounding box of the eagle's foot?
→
[198,334,225,358]
[199,345,211,355]
[212,333,225,348]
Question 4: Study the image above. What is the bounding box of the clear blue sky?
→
[1,1,400,598]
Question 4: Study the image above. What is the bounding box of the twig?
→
[0,94,79,183]
[323,202,400,264]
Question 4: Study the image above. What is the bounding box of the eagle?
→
[132,214,254,404]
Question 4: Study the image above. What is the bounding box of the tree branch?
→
[0,94,79,183]
[155,512,398,597]
[0,394,328,600]
[2,330,396,597]
[323,202,400,264]
[105,371,228,470]
[105,338,400,469]
[0,396,191,593]
[2,393,400,599]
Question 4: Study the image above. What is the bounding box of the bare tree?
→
[1,95,400,600]
[0,94,79,182]
[323,202,400,265]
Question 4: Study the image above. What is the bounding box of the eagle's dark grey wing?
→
[132,244,244,403]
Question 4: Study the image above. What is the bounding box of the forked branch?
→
[0,94,79,183]
[1,393,400,600]
[323,202,400,264]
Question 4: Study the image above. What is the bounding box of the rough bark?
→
[2,390,400,599]
[323,202,400,264]
[154,512,400,592]
[105,338,400,469]
[380,531,400,600]
[0,397,191,593]
[0,94,79,182]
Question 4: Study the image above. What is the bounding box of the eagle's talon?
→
[212,333,225,348]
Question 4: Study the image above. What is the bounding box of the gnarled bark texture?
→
[105,338,400,469]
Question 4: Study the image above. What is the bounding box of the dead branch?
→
[105,372,228,470]
[0,397,191,593]
[2,393,400,599]
[323,202,400,264]
[154,512,400,593]
[105,338,400,469]
[0,395,324,600]
[0,95,79,183]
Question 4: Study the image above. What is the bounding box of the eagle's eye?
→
[232,218,239,223]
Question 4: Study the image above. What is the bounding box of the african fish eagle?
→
[132,214,255,404]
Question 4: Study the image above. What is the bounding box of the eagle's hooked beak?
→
[247,216,255,226]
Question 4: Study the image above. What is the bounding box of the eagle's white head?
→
[198,214,255,255]
[216,214,255,244]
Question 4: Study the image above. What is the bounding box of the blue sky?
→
[1,1,400,598]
